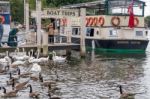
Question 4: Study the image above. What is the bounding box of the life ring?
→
[111,16,120,27]
[0,15,5,24]
[98,17,105,26]
[134,17,139,27]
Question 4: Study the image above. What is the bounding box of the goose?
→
[27,84,40,98]
[0,65,9,74]
[0,87,18,97]
[17,68,32,78]
[48,92,60,99]
[39,75,56,87]
[30,63,41,72]
[30,73,42,81]
[119,85,135,99]
[52,51,66,63]
[48,84,60,94]
[12,78,29,91]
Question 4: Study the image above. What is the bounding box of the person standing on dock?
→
[47,23,54,43]
[0,18,4,47]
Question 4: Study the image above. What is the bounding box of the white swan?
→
[52,51,66,63]
[31,63,41,72]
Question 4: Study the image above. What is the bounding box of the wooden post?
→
[42,30,48,56]
[36,0,42,53]
[80,8,86,57]
[25,0,29,33]
[67,17,71,43]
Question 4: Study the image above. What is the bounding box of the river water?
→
[0,39,150,99]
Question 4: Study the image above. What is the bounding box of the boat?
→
[61,0,149,53]
[0,0,10,45]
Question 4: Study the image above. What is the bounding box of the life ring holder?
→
[134,17,139,27]
[111,16,120,27]
[0,15,5,24]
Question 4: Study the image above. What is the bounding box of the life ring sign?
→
[134,17,139,27]
[0,15,5,24]
[86,16,105,27]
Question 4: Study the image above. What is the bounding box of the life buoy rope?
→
[111,16,120,27]
[0,15,5,24]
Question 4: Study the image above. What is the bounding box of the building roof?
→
[61,0,145,9]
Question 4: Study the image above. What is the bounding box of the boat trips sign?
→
[31,9,79,18]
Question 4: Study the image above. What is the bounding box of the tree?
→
[145,16,150,28]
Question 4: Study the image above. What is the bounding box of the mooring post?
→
[36,0,42,54]
[80,8,86,57]
[42,31,48,56]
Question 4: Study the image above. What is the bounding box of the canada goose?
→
[119,85,135,99]
[48,84,60,94]
[17,68,32,78]
[0,65,9,74]
[12,78,29,91]
[27,84,40,98]
[48,92,60,99]
[0,87,18,97]
[39,74,56,87]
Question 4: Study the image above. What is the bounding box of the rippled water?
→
[0,44,150,98]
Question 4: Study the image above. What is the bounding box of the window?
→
[86,28,94,37]
[72,28,80,35]
[136,31,143,36]
[109,30,117,36]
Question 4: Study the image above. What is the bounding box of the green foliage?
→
[10,0,24,24]
[145,16,150,28]
[9,0,96,23]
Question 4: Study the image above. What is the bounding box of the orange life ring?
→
[98,17,105,26]
[134,17,139,27]
[111,16,120,27]
[0,15,5,24]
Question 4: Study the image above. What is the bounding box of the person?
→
[0,17,4,47]
[47,23,54,43]
[7,26,20,47]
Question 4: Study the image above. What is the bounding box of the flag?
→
[128,0,134,28]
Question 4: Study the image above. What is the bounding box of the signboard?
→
[31,8,79,18]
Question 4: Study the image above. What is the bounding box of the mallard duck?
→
[0,87,18,97]
[27,84,40,98]
[119,85,135,99]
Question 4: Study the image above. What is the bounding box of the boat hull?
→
[72,38,149,52]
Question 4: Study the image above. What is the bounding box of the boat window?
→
[86,28,94,37]
[107,0,144,16]
[136,31,143,36]
[72,28,80,35]
[109,30,117,36]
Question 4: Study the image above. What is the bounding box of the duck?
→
[27,84,40,98]
[0,87,18,97]
[30,63,41,72]
[52,51,66,63]
[119,85,135,99]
